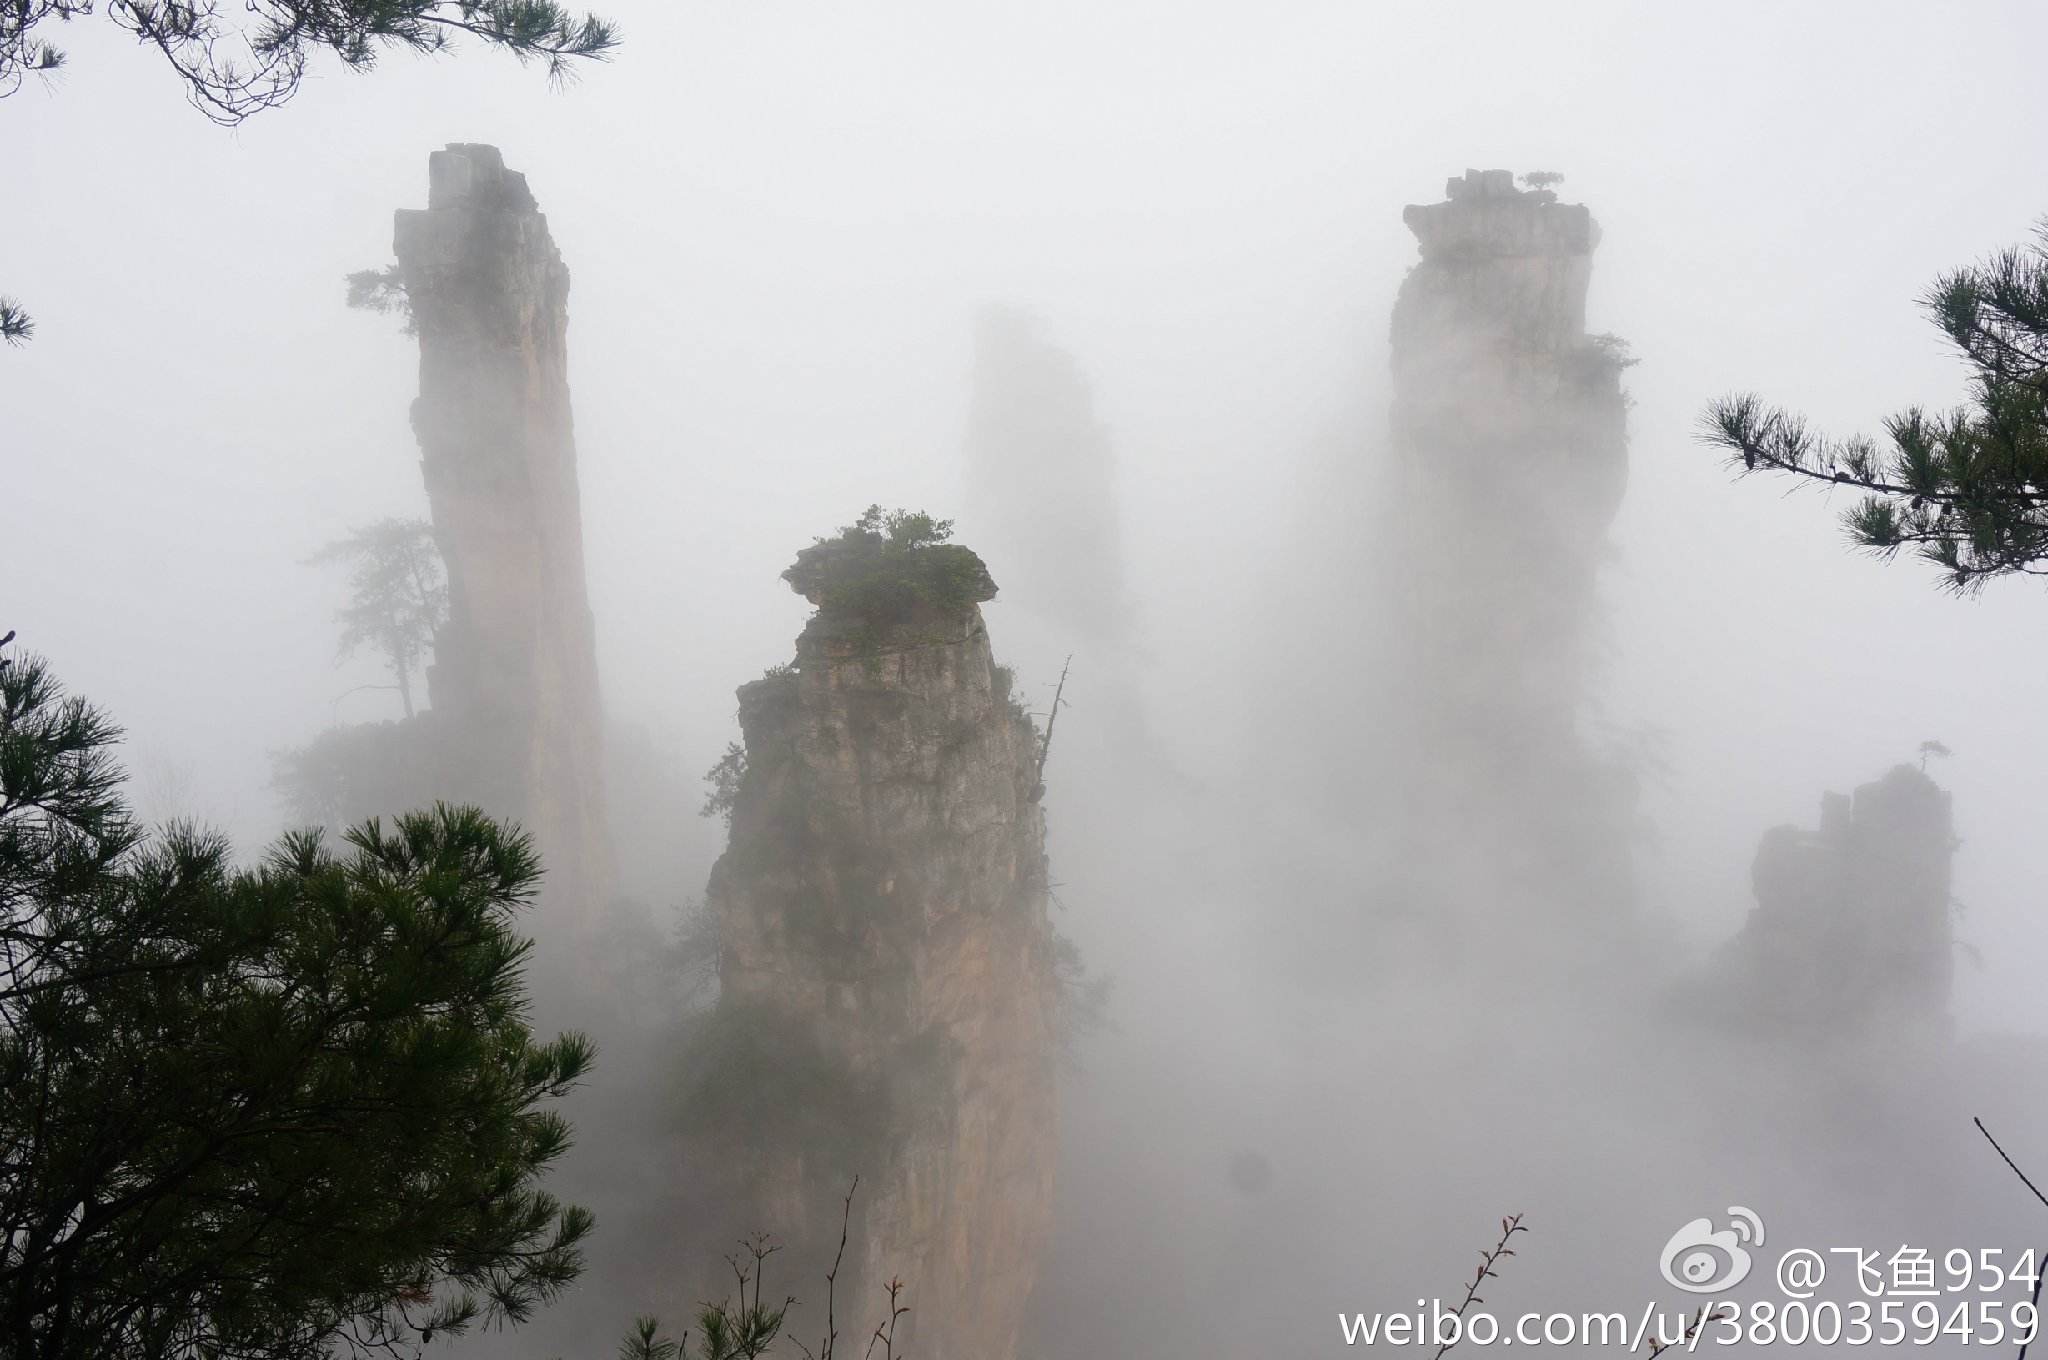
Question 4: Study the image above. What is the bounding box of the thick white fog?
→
[11,2,2048,1355]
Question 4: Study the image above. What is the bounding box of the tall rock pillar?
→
[1380,168,1633,943]
[686,520,1058,1360]
[392,143,613,913]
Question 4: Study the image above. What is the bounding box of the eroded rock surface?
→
[392,143,613,913]
[693,545,1057,1360]
[1380,168,1635,951]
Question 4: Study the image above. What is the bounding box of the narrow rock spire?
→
[393,143,614,914]
[1381,169,1635,947]
[687,514,1058,1360]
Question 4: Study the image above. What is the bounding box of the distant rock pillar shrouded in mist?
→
[393,144,613,913]
[691,536,1058,1360]
[964,306,1129,647]
[1714,765,1956,1039]
[1385,168,1633,933]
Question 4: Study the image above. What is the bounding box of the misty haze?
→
[9,4,2048,1358]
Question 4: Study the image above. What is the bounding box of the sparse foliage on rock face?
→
[1586,331,1638,370]
[1703,221,2048,592]
[782,506,997,636]
[0,643,594,1360]
[345,262,415,333]
[701,741,748,827]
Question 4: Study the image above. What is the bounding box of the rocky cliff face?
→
[391,144,613,913]
[693,533,1057,1360]
[1378,168,1635,951]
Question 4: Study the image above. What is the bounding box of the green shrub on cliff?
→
[782,507,996,631]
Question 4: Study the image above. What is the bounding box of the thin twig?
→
[1032,655,1072,795]
[1643,1303,1728,1359]
[863,1278,907,1360]
[806,1178,858,1360]
[1976,1119,2048,1360]
[1434,1213,1526,1360]
[1976,1118,2048,1211]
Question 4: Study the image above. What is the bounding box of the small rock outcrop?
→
[1377,169,1635,948]
[1712,764,1955,1038]
[686,514,1058,1360]
[391,144,613,912]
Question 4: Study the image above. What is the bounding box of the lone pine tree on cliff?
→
[1703,221,2048,592]
[306,517,449,720]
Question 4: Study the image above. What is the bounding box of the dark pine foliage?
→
[0,641,594,1360]
[1,0,618,124]
[1703,221,2048,592]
